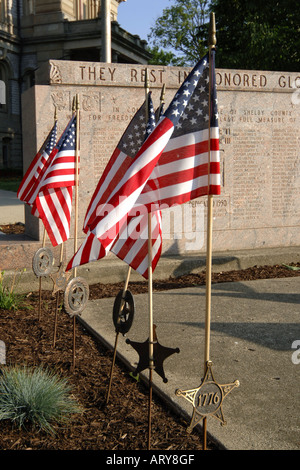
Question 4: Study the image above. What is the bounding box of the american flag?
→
[33,113,78,247]
[83,93,155,232]
[17,121,57,205]
[136,49,220,212]
[67,93,162,277]
[110,96,162,279]
[111,209,162,279]
[66,53,212,272]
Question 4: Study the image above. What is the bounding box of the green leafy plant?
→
[0,365,82,434]
[0,270,26,310]
[282,264,300,272]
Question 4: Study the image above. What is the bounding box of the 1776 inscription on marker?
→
[24,61,300,255]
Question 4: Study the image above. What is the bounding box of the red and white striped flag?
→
[136,49,220,212]
[33,113,78,246]
[67,94,162,277]
[83,93,156,234]
[111,210,162,280]
[66,54,212,272]
[17,121,57,205]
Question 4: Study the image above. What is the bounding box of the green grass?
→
[0,270,26,311]
[0,170,22,192]
[0,179,22,192]
[0,365,82,434]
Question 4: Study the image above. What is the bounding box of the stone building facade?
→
[0,0,151,169]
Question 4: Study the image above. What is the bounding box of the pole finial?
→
[209,12,217,48]
[160,83,166,103]
[144,68,150,91]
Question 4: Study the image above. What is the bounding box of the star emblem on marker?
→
[175,361,239,433]
[50,264,72,295]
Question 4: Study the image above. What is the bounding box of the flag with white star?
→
[68,93,162,277]
[83,92,155,233]
[136,50,220,211]
[33,113,78,247]
[66,53,217,272]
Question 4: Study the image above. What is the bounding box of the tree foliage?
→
[211,0,300,71]
[148,0,300,71]
[147,0,210,66]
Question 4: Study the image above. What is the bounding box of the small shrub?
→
[0,365,82,434]
[0,270,26,310]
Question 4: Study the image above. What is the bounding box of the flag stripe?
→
[88,119,174,244]
[34,114,78,246]
[111,211,162,279]
[17,122,57,203]
[67,94,164,275]
[67,53,218,274]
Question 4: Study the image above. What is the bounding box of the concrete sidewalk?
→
[79,277,300,450]
[0,189,24,225]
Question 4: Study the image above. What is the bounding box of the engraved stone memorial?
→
[21,61,300,266]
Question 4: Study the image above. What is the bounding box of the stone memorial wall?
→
[21,60,300,261]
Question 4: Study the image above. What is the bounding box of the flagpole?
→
[105,265,131,405]
[203,11,217,450]
[38,106,57,321]
[53,242,64,347]
[143,68,154,451]
[38,227,47,321]
[74,95,80,279]
[159,83,166,116]
[71,94,80,373]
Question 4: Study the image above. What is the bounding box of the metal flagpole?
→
[203,12,217,450]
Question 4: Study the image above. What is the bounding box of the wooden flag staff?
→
[175,12,238,449]
[71,93,80,372]
[37,106,58,321]
[106,265,132,405]
[38,228,47,320]
[52,242,65,347]
[106,82,167,406]
[202,12,217,450]
[74,94,80,280]
[143,67,155,451]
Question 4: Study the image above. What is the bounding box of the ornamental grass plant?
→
[0,270,26,311]
[0,365,82,434]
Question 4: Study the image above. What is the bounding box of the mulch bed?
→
[0,224,299,451]
[0,223,25,235]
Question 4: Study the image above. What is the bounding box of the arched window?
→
[0,61,8,113]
